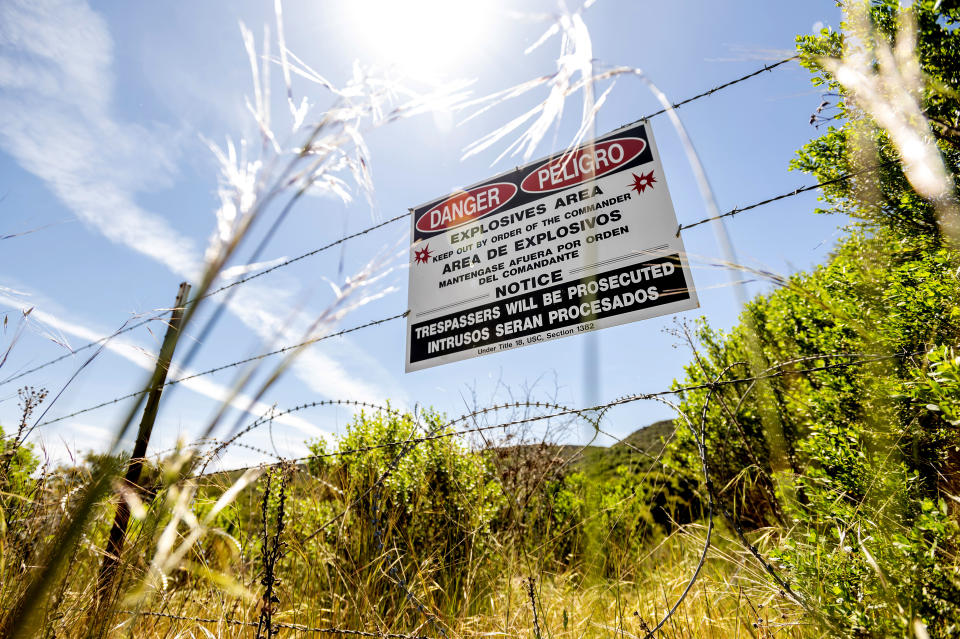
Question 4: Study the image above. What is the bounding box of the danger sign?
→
[405,120,698,372]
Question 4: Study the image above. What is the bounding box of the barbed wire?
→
[0,56,801,389]
[32,313,408,428]
[197,404,600,479]
[370,482,451,639]
[676,161,892,233]
[26,159,890,433]
[638,56,798,121]
[197,212,412,303]
[193,399,404,478]
[687,363,838,632]
[0,215,409,390]
[25,349,922,638]
[0,315,164,387]
[635,370,722,639]
[195,350,915,478]
[297,350,899,637]
[138,348,900,638]
[123,610,429,638]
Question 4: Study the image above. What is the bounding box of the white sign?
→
[405,120,698,372]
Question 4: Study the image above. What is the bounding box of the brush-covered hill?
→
[572,419,675,482]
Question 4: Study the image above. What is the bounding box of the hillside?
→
[560,419,676,482]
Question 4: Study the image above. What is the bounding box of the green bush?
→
[534,460,698,575]
[659,3,960,633]
[665,228,960,635]
[290,408,503,617]
[0,424,39,500]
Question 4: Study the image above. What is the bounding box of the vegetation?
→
[1,403,800,638]
[1,0,959,637]
[662,2,960,635]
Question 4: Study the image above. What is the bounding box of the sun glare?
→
[337,0,501,82]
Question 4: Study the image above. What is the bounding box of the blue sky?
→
[0,0,844,468]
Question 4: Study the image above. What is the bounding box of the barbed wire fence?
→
[8,347,917,635]
[1,54,833,394]
[0,56,881,637]
[91,349,910,637]
[19,165,887,435]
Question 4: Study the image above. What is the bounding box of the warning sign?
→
[405,120,698,372]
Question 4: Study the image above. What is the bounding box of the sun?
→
[336,0,501,82]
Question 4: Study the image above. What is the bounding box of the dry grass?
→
[0,443,819,639]
[2,1,951,637]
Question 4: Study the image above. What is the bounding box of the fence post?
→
[96,281,191,603]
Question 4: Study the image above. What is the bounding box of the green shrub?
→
[664,228,960,635]
[289,408,503,617]
[658,3,960,632]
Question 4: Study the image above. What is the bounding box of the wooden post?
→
[96,281,191,603]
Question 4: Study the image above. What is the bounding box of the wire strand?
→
[28,165,890,431]
[0,57,802,388]
[33,312,408,428]
[194,351,915,478]
[638,56,798,121]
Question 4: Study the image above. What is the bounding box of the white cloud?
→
[0,0,112,110]
[69,422,111,439]
[224,283,409,406]
[0,289,326,440]
[0,0,198,275]
[0,0,405,410]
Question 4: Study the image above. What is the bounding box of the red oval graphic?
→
[520,137,647,193]
[416,182,518,234]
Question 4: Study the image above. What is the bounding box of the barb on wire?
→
[527,577,543,639]
[256,464,290,639]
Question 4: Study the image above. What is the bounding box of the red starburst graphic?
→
[628,170,657,195]
[413,244,432,265]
